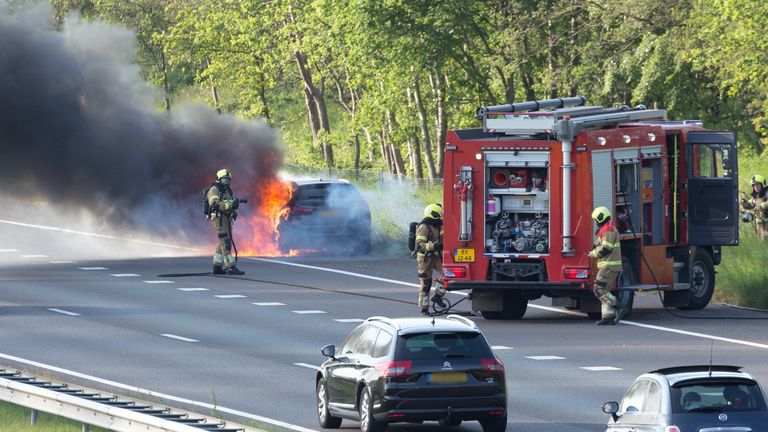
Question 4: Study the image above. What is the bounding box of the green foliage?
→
[0,402,109,431]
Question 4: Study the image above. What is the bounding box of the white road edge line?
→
[0,352,318,432]
[252,258,768,350]
[160,334,199,343]
[294,363,320,371]
[47,308,81,317]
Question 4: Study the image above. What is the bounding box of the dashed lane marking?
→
[492,346,514,350]
[253,302,286,306]
[214,294,247,299]
[292,310,326,314]
[0,352,319,432]
[581,366,623,371]
[143,280,175,284]
[21,254,48,258]
[253,258,768,351]
[160,334,198,343]
[110,273,140,277]
[178,288,210,292]
[294,363,320,371]
[50,260,77,264]
[334,318,365,323]
[525,356,566,360]
[47,308,81,316]
[0,249,20,253]
[78,267,108,270]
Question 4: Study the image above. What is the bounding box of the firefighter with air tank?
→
[587,206,628,325]
[207,169,245,275]
[415,203,447,315]
[740,174,768,240]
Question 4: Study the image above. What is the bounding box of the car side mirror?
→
[602,401,619,422]
[321,344,336,359]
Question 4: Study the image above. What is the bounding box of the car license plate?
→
[454,248,474,262]
[428,372,468,384]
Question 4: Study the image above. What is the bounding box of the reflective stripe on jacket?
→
[589,222,622,270]
[415,221,443,257]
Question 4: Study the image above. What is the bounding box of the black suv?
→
[277,180,371,254]
[316,316,507,432]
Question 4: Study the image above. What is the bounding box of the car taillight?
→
[481,358,504,373]
[443,266,467,278]
[664,427,681,432]
[375,361,412,377]
[563,267,590,279]
[290,205,315,216]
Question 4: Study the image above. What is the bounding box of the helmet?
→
[216,169,232,180]
[751,174,765,186]
[424,203,443,220]
[591,206,611,224]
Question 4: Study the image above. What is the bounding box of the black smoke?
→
[0,4,282,243]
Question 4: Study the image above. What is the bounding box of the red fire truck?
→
[441,97,739,320]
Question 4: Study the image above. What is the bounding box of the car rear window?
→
[295,184,363,209]
[671,380,767,413]
[395,332,493,361]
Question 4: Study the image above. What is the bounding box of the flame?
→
[238,178,294,256]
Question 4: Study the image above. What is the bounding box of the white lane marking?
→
[253,302,286,306]
[214,294,247,299]
[50,260,77,264]
[581,366,623,371]
[492,346,514,350]
[334,318,365,323]
[526,356,566,360]
[294,363,320,371]
[0,248,21,252]
[47,308,81,316]
[143,280,175,284]
[0,218,201,252]
[0,352,318,432]
[79,267,108,270]
[178,288,210,292]
[254,259,768,351]
[110,273,140,277]
[21,254,48,258]
[292,310,327,314]
[160,334,198,343]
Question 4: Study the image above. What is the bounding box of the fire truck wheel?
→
[678,249,715,310]
[616,258,636,318]
[481,292,527,320]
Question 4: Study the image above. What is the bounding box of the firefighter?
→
[415,203,446,315]
[740,174,768,240]
[207,169,245,275]
[587,206,627,325]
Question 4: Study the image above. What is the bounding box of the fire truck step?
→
[620,284,670,292]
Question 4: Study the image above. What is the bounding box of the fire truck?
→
[441,96,739,320]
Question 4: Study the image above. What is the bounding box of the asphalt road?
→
[2,220,768,432]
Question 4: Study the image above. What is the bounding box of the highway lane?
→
[2,225,768,431]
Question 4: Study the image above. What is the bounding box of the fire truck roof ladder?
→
[477,97,667,139]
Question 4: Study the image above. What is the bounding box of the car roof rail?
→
[365,316,400,329]
[444,314,477,329]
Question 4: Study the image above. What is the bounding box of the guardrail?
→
[0,369,246,432]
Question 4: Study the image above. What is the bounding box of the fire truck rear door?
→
[685,131,739,245]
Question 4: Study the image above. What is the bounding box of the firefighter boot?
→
[212,265,225,275]
[431,293,447,309]
[226,265,245,275]
[596,317,616,326]
[613,304,629,325]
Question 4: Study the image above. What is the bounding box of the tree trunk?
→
[386,109,406,176]
[408,135,423,180]
[363,128,377,163]
[547,19,557,99]
[258,72,271,123]
[160,45,171,113]
[434,69,447,176]
[205,58,221,114]
[353,133,360,171]
[413,77,437,180]
[378,129,392,172]
[295,50,332,165]
[303,86,320,143]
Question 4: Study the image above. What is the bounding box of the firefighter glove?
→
[232,200,240,210]
[424,241,435,252]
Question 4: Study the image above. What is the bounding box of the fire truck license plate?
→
[454,248,474,262]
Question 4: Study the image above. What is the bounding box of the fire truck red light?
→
[443,267,467,278]
[564,268,589,279]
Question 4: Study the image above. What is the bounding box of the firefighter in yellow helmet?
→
[740,174,768,240]
[415,203,446,315]
[587,206,627,325]
[207,169,245,275]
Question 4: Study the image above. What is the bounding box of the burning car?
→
[277,180,371,255]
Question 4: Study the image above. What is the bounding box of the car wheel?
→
[317,378,342,429]
[480,414,507,432]
[615,257,636,318]
[359,386,386,432]
[678,249,715,310]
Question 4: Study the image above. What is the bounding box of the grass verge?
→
[0,401,109,432]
